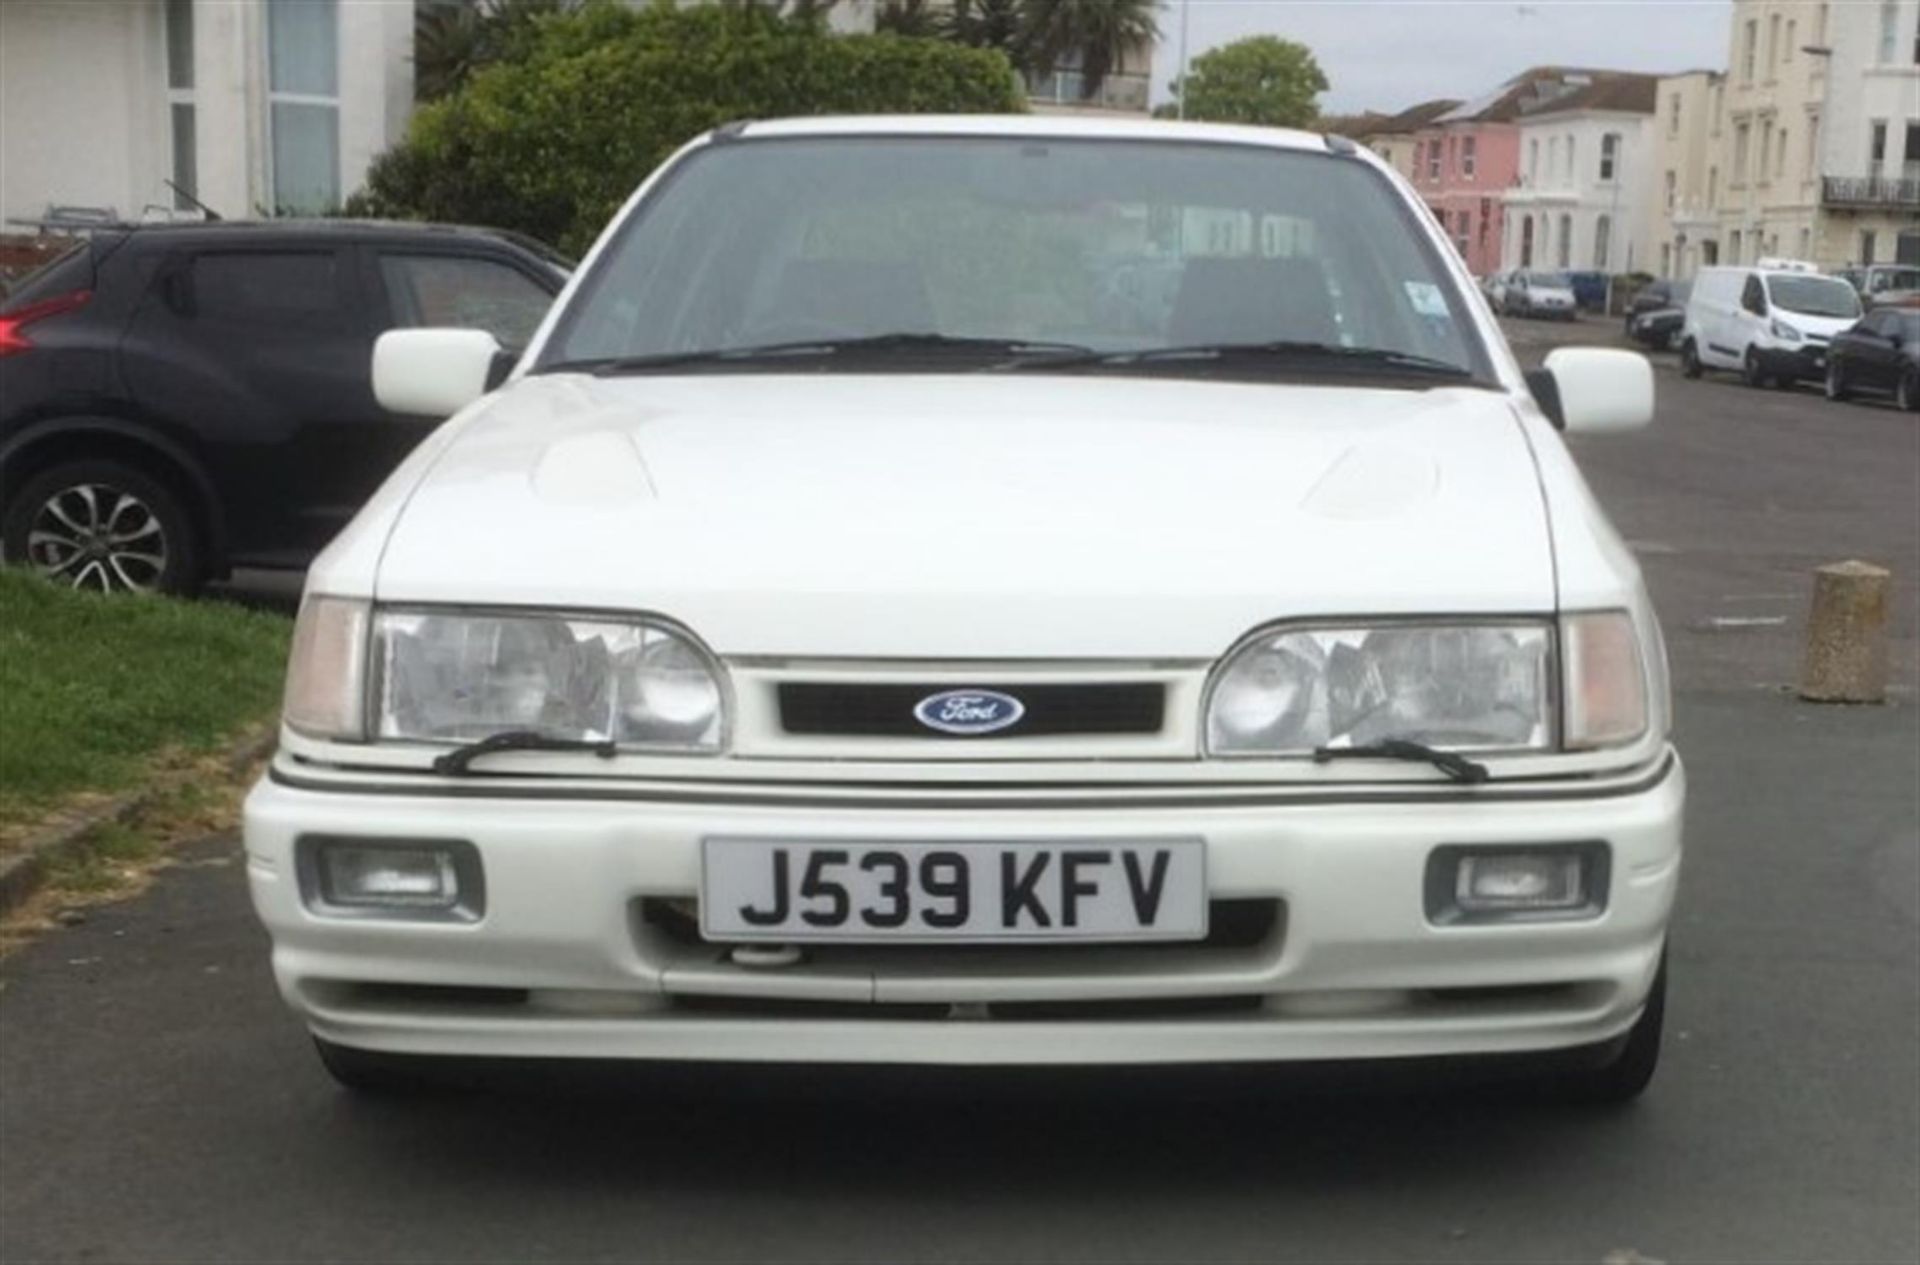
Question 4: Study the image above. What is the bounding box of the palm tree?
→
[875,0,943,38]
[943,0,1029,68]
[1021,0,1160,101]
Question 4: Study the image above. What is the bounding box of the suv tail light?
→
[0,290,91,357]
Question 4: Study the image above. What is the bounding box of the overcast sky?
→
[1150,0,1734,115]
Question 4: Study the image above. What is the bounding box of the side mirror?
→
[1538,347,1654,434]
[372,328,507,417]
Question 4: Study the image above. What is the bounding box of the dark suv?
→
[1,221,567,593]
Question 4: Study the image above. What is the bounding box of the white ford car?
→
[245,116,1682,1101]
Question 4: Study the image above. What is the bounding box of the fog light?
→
[298,837,484,921]
[1457,853,1583,911]
[1426,844,1608,924]
[322,845,457,908]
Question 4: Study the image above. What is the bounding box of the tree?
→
[350,2,1023,255]
[1021,0,1159,100]
[875,0,942,38]
[943,0,1028,66]
[1167,35,1327,128]
[413,0,578,102]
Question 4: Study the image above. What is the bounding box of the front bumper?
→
[244,754,1684,1066]
[1756,342,1829,380]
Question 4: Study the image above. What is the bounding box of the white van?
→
[1681,263,1863,387]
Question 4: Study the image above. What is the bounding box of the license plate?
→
[700,839,1207,943]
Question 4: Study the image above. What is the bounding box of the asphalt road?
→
[4,330,1917,1263]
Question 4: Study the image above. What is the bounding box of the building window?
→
[1708,165,1718,207]
[1777,128,1789,182]
[1528,139,1539,182]
[1702,239,1718,266]
[1759,118,1774,182]
[1797,227,1810,259]
[1669,92,1681,137]
[1734,122,1751,182]
[1879,0,1899,62]
[1907,122,1920,176]
[165,0,195,211]
[1520,216,1534,267]
[1768,13,1780,73]
[1785,19,1795,62]
[267,0,341,213]
[1426,139,1441,181]
[1548,137,1560,183]
[1860,229,1877,264]
[1743,19,1758,81]
[1556,213,1572,268]
[1566,136,1577,183]
[1816,2,1828,46]
[1665,169,1677,210]
[1729,229,1742,263]
[1871,120,1889,173]
[1595,214,1611,269]
[1600,133,1619,181]
[1462,136,1476,177]
[1807,114,1821,175]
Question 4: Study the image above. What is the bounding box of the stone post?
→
[1798,561,1891,704]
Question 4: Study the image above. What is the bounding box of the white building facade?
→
[1500,77,1659,275]
[1,0,412,227]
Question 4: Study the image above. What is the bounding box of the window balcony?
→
[1821,175,1920,208]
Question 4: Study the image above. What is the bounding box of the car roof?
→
[732,113,1342,155]
[102,219,570,266]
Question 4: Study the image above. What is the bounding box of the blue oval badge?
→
[913,689,1026,736]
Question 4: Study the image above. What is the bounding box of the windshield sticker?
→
[1404,281,1450,318]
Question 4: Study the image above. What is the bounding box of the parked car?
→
[1500,270,1579,320]
[1835,263,1920,306]
[0,221,567,593]
[1825,306,1920,411]
[247,116,1679,1104]
[1680,264,1862,387]
[1625,280,1691,350]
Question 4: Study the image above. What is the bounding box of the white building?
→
[0,0,413,227]
[1500,74,1660,274]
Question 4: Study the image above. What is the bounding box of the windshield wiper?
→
[432,730,617,777]
[1017,340,1477,379]
[1312,738,1490,784]
[542,333,1095,376]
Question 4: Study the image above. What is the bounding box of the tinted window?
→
[543,136,1491,379]
[190,251,343,328]
[1741,275,1767,314]
[1895,311,1920,341]
[2,242,92,312]
[379,254,553,349]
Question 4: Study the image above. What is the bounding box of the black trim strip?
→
[268,751,1676,812]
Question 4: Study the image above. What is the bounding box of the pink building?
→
[1408,68,1610,276]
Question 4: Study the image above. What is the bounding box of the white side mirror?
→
[373,328,505,417]
[1542,346,1654,434]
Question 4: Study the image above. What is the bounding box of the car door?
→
[1854,310,1900,390]
[120,242,381,565]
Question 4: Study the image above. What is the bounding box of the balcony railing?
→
[1821,175,1920,208]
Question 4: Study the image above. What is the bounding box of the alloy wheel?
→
[24,482,170,593]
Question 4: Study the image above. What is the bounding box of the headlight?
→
[1770,318,1803,343]
[1206,624,1553,756]
[372,609,724,752]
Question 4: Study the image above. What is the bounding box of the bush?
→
[350,1,1025,255]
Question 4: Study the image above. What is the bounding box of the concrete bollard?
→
[1798,560,1891,703]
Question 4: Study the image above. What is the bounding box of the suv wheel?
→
[1899,371,1919,414]
[1681,340,1703,379]
[1742,349,1768,388]
[2,459,201,595]
[1826,360,1851,402]
[1562,952,1667,1105]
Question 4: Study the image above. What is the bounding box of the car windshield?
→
[1868,266,1920,293]
[1528,273,1573,288]
[1769,274,1861,319]
[537,135,1491,381]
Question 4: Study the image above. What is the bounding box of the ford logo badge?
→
[913,689,1026,736]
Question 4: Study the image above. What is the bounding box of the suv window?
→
[379,253,553,350]
[189,251,344,329]
[2,241,93,311]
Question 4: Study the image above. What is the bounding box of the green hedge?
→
[350,1,1025,256]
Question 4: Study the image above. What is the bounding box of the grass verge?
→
[0,568,291,851]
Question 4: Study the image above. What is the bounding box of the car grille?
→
[777,682,1164,739]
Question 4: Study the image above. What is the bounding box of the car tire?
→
[1561,952,1667,1105]
[1826,360,1851,402]
[1,459,201,595]
[1742,349,1768,389]
[313,1036,447,1095]
[1899,371,1919,414]
[1681,340,1703,379]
